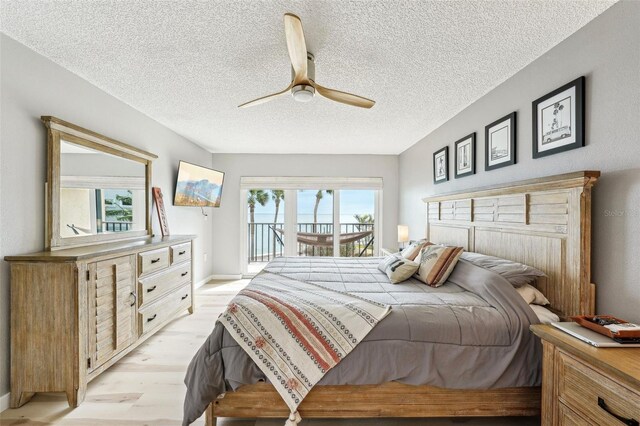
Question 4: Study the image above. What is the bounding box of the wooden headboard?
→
[423,171,599,319]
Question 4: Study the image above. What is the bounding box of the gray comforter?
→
[183,257,541,425]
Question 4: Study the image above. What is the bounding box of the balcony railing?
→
[247,222,375,263]
[104,221,132,232]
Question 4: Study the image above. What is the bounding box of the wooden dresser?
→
[5,235,196,408]
[531,324,640,426]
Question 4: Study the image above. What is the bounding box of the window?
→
[241,177,382,276]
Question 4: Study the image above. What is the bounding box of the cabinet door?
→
[88,255,137,370]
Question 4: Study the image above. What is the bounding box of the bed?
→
[185,171,599,425]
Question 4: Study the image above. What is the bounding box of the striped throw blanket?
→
[219,271,391,425]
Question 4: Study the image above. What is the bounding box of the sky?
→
[249,189,375,224]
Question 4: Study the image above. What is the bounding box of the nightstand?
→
[530,324,640,426]
[380,248,398,256]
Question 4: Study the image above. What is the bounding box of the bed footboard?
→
[206,382,540,424]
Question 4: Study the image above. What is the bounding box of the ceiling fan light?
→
[291,84,315,102]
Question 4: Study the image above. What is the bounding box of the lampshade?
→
[397,225,409,243]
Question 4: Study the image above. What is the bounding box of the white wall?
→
[399,1,640,322]
[209,154,399,275]
[0,34,215,399]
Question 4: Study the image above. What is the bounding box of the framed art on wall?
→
[433,146,449,184]
[454,133,475,178]
[532,76,585,158]
[485,112,516,171]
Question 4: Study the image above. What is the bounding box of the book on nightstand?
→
[551,322,640,348]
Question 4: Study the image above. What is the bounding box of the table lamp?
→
[397,225,409,250]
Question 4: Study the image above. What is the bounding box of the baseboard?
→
[0,392,9,413]
[195,274,215,289]
[209,274,243,281]
[195,274,243,288]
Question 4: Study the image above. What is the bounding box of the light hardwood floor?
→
[1,279,539,426]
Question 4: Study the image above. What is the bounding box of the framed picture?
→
[532,76,585,158]
[433,146,449,184]
[485,112,516,171]
[454,133,475,178]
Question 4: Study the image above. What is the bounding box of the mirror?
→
[44,117,156,249]
[59,140,146,238]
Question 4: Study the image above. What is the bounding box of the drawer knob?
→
[147,314,157,323]
[181,272,189,277]
[129,292,137,307]
[147,285,157,293]
[150,258,161,264]
[181,294,189,300]
[178,250,186,255]
[598,397,638,426]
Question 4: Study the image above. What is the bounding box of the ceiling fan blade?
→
[238,84,293,108]
[284,13,308,84]
[312,83,375,109]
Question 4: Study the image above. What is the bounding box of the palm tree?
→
[313,190,333,232]
[271,190,284,257]
[353,213,374,229]
[247,190,269,262]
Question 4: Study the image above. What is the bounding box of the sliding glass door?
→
[240,178,382,276]
[246,189,285,274]
[339,190,375,257]
[297,189,333,257]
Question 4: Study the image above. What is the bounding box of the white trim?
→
[208,274,243,281]
[195,274,215,288]
[239,189,248,275]
[283,190,297,256]
[374,190,382,255]
[332,190,340,255]
[240,176,383,190]
[0,392,9,413]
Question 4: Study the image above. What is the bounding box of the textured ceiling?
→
[1,0,616,154]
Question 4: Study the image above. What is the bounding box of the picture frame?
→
[454,133,476,178]
[532,76,585,158]
[485,112,516,171]
[433,146,449,184]
[152,187,170,236]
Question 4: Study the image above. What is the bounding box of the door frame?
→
[239,177,383,277]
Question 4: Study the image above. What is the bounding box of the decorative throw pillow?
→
[460,252,546,287]
[378,254,419,284]
[399,240,426,261]
[414,243,464,287]
[516,284,550,306]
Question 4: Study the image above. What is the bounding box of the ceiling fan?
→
[238,13,375,109]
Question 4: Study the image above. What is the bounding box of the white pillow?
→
[516,284,550,305]
[378,255,419,284]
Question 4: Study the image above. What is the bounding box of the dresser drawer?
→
[139,284,192,335]
[170,242,191,265]
[558,350,640,425]
[138,262,191,307]
[558,403,594,426]
[138,247,170,276]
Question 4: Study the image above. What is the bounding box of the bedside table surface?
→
[531,324,640,390]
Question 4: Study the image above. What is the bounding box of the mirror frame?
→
[43,116,158,249]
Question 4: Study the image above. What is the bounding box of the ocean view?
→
[248,189,375,258]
